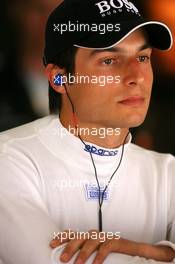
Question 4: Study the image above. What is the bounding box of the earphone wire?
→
[63,83,129,232]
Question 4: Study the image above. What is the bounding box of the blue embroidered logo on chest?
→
[85,184,109,201]
[84,144,118,157]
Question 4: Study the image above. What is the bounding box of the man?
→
[0,0,174,264]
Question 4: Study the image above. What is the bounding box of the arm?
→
[51,243,175,264]
[50,233,175,264]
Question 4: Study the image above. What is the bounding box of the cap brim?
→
[74,21,173,51]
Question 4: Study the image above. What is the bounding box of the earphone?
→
[54,73,63,86]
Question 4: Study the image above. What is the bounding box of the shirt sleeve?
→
[167,156,175,244]
[154,155,175,250]
[0,153,58,264]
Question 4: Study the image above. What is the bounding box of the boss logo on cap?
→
[95,0,140,17]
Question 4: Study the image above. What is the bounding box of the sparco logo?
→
[95,0,139,17]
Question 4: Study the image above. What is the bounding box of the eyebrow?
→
[89,43,152,57]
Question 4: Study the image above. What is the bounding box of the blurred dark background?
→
[0,0,63,129]
[0,0,175,154]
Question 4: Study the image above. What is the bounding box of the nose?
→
[123,60,144,87]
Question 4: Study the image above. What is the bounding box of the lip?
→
[118,96,145,106]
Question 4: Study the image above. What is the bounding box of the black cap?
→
[43,0,173,65]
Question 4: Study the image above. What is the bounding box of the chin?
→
[123,113,147,128]
[129,118,146,128]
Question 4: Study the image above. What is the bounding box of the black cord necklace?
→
[78,130,129,231]
[64,85,129,232]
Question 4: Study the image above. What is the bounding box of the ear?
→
[45,64,66,94]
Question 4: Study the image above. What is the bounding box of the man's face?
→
[65,29,153,129]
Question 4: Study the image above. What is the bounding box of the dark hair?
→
[48,46,78,114]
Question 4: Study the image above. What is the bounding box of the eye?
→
[138,56,150,63]
[103,58,114,65]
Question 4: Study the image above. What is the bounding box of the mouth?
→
[118,96,145,107]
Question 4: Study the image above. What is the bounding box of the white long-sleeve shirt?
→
[0,115,175,264]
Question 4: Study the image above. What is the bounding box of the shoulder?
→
[0,115,58,175]
[128,142,175,170]
[126,144,175,197]
[0,115,56,152]
[0,115,58,188]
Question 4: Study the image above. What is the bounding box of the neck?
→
[59,111,129,149]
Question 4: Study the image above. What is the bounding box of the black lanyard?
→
[64,84,129,232]
[78,131,129,231]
